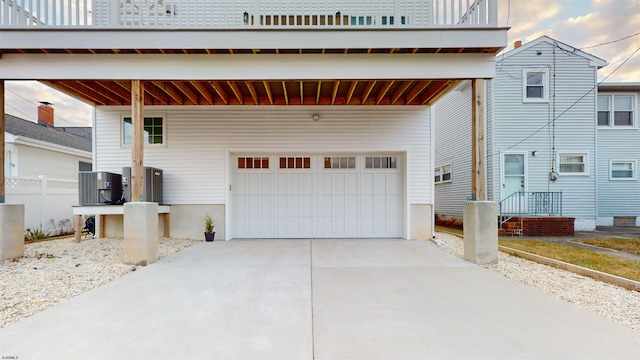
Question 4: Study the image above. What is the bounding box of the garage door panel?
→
[386,197,400,217]
[345,174,358,193]
[301,174,313,194]
[387,174,400,195]
[300,195,313,216]
[360,196,373,216]
[332,174,345,194]
[374,173,387,193]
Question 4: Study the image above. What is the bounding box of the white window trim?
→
[121,113,167,147]
[597,93,637,129]
[522,68,549,103]
[557,152,589,176]
[609,160,637,181]
[434,163,452,184]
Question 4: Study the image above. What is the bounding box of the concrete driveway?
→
[1,239,639,359]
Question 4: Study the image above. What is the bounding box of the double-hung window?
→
[558,153,587,175]
[610,160,636,180]
[523,69,549,102]
[434,164,452,184]
[598,94,635,127]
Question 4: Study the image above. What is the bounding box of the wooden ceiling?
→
[40,79,462,106]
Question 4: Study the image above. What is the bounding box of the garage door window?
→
[238,157,269,169]
[324,156,356,169]
[365,156,397,169]
[280,157,311,169]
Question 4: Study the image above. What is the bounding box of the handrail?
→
[1,0,499,28]
[499,191,563,228]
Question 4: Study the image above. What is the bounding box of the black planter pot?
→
[204,232,216,242]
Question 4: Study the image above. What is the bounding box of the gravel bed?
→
[432,232,640,333]
[1,237,200,328]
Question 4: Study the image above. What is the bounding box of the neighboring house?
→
[434,36,608,232]
[0,0,507,240]
[4,105,92,231]
[596,82,640,227]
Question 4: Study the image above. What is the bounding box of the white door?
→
[502,153,527,213]
[233,154,403,239]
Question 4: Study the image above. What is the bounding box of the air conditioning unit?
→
[78,172,124,205]
[122,167,163,203]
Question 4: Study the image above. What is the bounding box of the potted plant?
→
[204,214,215,242]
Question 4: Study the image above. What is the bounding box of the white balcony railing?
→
[1,0,497,28]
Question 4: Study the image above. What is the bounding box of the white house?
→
[0,0,507,245]
[4,105,92,231]
[596,82,640,227]
[434,36,608,233]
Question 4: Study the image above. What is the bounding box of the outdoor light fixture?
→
[243,12,249,24]
[312,114,320,121]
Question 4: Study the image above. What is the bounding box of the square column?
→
[463,201,498,264]
[123,202,158,266]
[0,204,25,260]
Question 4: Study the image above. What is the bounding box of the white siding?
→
[433,82,472,217]
[94,106,431,205]
[16,145,91,180]
[597,90,640,221]
[492,40,598,225]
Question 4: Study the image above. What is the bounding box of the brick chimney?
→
[38,101,54,127]
[514,40,522,48]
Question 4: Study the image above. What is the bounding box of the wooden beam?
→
[94,81,131,105]
[227,81,244,105]
[40,81,99,106]
[172,81,199,105]
[87,81,127,105]
[376,81,394,105]
[316,81,322,105]
[471,78,485,201]
[210,81,229,104]
[152,81,184,104]
[391,81,413,105]
[282,81,289,105]
[300,81,304,105]
[142,81,171,105]
[405,80,431,104]
[331,80,340,105]
[246,81,259,105]
[192,81,216,105]
[74,214,82,243]
[423,80,459,105]
[346,80,357,105]
[420,80,455,105]
[361,80,376,104]
[263,81,274,105]
[131,80,144,202]
[0,81,4,203]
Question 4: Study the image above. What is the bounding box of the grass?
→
[576,238,640,256]
[435,225,640,282]
[499,239,640,282]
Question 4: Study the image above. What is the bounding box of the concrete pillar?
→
[463,201,498,264]
[0,204,25,260]
[123,202,158,266]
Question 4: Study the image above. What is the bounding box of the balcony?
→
[1,0,497,29]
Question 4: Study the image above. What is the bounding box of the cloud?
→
[504,0,640,81]
[6,81,92,127]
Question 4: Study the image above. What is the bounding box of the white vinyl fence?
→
[5,176,79,235]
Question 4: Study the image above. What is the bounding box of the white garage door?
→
[233,155,402,238]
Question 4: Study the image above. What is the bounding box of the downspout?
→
[593,66,599,228]
[430,105,436,238]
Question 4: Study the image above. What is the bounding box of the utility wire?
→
[6,86,78,127]
[581,31,640,50]
[5,104,37,122]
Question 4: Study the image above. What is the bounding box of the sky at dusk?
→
[4,0,640,127]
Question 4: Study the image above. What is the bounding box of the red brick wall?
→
[38,105,54,127]
[512,217,575,236]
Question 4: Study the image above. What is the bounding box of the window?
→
[598,94,635,127]
[324,157,355,169]
[558,153,587,175]
[280,157,311,169]
[522,69,548,102]
[238,157,269,169]
[434,164,452,184]
[79,161,92,172]
[123,116,164,145]
[365,156,397,169]
[610,160,636,180]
